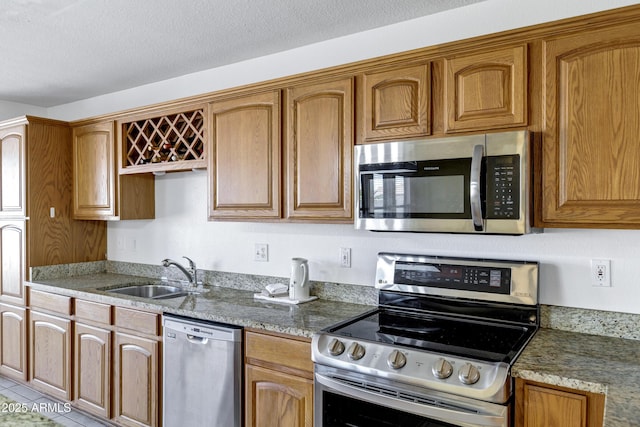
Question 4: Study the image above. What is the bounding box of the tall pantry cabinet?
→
[0,116,107,382]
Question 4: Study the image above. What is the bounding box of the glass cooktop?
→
[327,309,535,363]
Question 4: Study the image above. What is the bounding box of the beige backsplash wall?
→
[107,171,640,315]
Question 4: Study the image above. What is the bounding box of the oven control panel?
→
[375,252,539,306]
[312,333,511,403]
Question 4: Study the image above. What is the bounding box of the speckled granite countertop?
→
[512,328,640,427]
[26,273,373,338]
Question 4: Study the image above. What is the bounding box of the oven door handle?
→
[315,373,507,427]
[470,144,484,232]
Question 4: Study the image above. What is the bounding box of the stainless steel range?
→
[312,253,539,427]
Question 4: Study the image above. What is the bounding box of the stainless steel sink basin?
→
[102,284,192,299]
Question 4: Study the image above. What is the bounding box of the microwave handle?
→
[470,144,484,231]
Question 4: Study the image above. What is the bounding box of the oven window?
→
[322,390,459,427]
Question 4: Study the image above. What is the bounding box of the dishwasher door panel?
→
[163,315,242,427]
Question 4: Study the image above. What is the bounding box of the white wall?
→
[110,172,640,315]
[0,100,46,121]
[46,0,640,314]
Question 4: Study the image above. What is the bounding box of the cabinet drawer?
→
[29,290,72,316]
[75,299,112,325]
[115,307,159,336]
[245,330,313,373]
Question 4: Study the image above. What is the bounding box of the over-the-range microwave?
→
[354,131,534,234]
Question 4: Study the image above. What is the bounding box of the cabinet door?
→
[245,364,313,427]
[74,322,111,419]
[29,311,72,401]
[209,91,281,219]
[360,63,431,142]
[114,332,159,427]
[515,379,604,427]
[285,78,353,221]
[0,125,26,217]
[444,45,527,132]
[0,221,26,305]
[522,384,587,427]
[542,23,640,226]
[73,121,117,219]
[0,303,27,381]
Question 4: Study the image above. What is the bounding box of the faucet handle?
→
[182,256,196,271]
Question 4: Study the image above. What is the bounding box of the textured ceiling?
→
[0,0,485,107]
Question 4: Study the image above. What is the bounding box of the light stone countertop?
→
[512,328,640,427]
[26,273,374,338]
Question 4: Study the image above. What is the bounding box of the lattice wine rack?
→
[121,109,206,173]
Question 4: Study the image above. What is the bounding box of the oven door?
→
[315,365,509,427]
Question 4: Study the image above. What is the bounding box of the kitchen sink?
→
[101,284,194,299]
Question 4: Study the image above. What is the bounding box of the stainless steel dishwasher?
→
[162,314,243,427]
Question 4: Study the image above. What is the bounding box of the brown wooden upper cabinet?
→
[285,77,354,221]
[208,78,354,223]
[72,121,154,220]
[0,125,26,217]
[359,63,431,143]
[208,90,282,220]
[541,21,640,227]
[444,45,527,132]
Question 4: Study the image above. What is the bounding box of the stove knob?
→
[432,358,453,379]
[387,350,407,369]
[458,363,480,385]
[347,342,366,361]
[327,338,345,356]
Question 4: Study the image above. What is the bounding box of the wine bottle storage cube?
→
[120,108,206,173]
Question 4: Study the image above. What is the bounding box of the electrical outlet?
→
[340,247,351,268]
[254,243,269,262]
[591,259,611,287]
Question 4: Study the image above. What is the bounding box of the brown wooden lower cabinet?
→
[0,303,28,381]
[24,289,161,427]
[245,329,314,427]
[515,378,605,427]
[74,322,112,419]
[113,332,160,427]
[29,310,72,401]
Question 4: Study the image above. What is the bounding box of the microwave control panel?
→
[486,155,520,219]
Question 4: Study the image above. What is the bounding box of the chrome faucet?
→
[161,256,198,286]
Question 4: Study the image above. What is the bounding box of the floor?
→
[0,376,112,426]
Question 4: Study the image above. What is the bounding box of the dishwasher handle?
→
[186,334,208,344]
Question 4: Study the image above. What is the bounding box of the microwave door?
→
[358,157,478,232]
